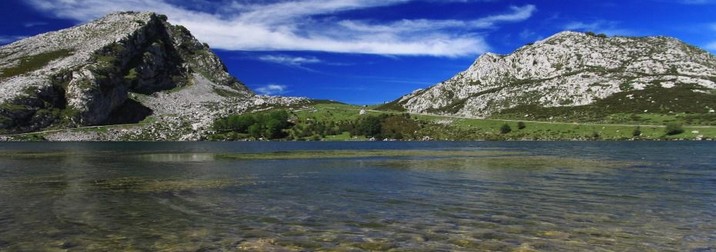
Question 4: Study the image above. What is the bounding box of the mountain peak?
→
[542,30,586,40]
[0,12,260,135]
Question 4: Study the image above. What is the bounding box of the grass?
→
[322,131,363,141]
[417,115,716,140]
[292,102,365,122]
[0,49,74,79]
[293,103,716,141]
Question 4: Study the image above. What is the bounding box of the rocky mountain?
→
[386,31,716,119]
[0,12,301,140]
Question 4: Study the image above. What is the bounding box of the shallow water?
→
[0,141,714,251]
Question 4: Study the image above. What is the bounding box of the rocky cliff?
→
[0,12,302,140]
[388,31,716,118]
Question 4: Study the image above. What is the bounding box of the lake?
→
[0,141,714,251]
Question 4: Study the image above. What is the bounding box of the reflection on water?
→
[0,142,714,251]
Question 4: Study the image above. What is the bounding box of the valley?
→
[1,12,715,141]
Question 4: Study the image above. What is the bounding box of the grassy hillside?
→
[5,100,716,141]
[493,85,716,126]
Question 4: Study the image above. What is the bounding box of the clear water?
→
[0,142,714,251]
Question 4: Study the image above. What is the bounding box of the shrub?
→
[517,121,526,130]
[664,123,684,135]
[500,124,512,134]
[632,126,642,137]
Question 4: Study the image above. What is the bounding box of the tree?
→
[517,121,526,130]
[264,119,287,139]
[229,114,255,133]
[213,110,293,139]
[358,115,382,137]
[248,124,263,139]
[500,123,512,134]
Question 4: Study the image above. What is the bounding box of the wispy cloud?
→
[706,42,716,51]
[706,24,716,52]
[675,0,716,4]
[24,22,48,27]
[258,55,322,67]
[337,5,535,32]
[704,23,716,53]
[519,29,538,40]
[0,35,27,44]
[255,84,288,95]
[647,0,716,4]
[23,0,536,57]
[564,21,635,36]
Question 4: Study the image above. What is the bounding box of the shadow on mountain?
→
[103,99,153,125]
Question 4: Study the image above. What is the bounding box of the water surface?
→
[0,142,714,251]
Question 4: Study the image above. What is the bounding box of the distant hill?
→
[381,31,716,124]
[0,12,301,139]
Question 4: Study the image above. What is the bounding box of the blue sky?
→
[1,0,715,104]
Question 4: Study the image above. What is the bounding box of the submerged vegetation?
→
[216,149,520,160]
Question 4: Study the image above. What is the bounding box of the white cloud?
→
[255,84,288,95]
[24,0,536,57]
[258,55,322,67]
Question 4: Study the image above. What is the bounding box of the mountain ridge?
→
[385,31,716,120]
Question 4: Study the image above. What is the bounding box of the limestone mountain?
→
[385,31,716,121]
[0,12,300,139]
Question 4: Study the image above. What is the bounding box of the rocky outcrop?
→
[0,12,252,133]
[389,31,716,117]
